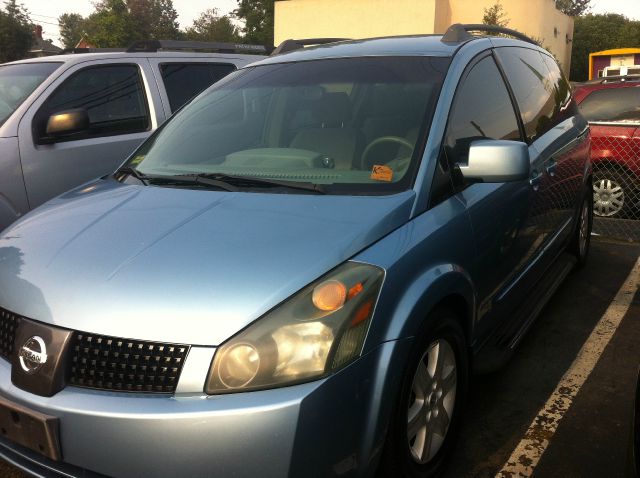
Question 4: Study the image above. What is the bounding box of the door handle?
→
[546,159,558,177]
[530,170,543,190]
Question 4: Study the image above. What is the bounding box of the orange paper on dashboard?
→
[371,165,393,182]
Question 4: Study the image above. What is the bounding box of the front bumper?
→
[0,340,409,478]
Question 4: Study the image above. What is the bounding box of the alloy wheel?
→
[407,339,457,464]
[593,178,624,217]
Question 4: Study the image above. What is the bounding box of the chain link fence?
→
[590,131,640,243]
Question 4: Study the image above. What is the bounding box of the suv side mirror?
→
[45,108,89,138]
[458,140,530,182]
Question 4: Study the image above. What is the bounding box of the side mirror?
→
[45,108,89,138]
[458,140,530,183]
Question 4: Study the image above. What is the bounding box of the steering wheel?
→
[360,136,414,170]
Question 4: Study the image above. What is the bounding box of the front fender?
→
[353,197,478,353]
[383,264,476,341]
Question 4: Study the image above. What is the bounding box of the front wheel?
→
[378,310,468,478]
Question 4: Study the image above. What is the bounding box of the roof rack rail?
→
[442,23,537,45]
[271,38,349,55]
[125,39,268,55]
[61,47,126,54]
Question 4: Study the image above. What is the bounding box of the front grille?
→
[69,333,189,393]
[0,309,17,360]
[0,306,190,394]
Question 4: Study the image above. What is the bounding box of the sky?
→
[22,0,640,46]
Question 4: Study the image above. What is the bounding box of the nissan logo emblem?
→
[19,336,48,374]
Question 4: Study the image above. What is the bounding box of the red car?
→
[574,78,640,218]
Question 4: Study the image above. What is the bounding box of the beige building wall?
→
[438,0,574,70]
[274,0,574,73]
[274,0,439,43]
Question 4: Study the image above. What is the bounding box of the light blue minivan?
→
[0,25,591,478]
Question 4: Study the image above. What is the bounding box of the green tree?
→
[128,0,180,39]
[84,0,138,48]
[556,0,591,16]
[58,13,86,49]
[58,0,181,49]
[617,20,640,47]
[482,2,509,27]
[0,0,33,62]
[570,13,629,80]
[185,8,239,42]
[234,0,274,46]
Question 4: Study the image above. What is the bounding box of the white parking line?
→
[496,256,640,478]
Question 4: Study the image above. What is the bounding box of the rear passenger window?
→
[540,53,578,126]
[36,64,149,142]
[496,47,556,142]
[160,63,236,112]
[445,55,521,165]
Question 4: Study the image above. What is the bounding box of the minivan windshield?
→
[131,56,450,194]
[0,62,61,125]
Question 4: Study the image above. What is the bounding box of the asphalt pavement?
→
[445,239,640,478]
[1,239,638,478]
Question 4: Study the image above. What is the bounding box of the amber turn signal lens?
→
[350,300,373,327]
[312,280,347,311]
[347,282,364,299]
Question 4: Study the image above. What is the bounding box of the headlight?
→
[206,262,384,394]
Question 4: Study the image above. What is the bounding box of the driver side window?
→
[445,55,522,166]
[431,55,522,205]
[34,64,150,144]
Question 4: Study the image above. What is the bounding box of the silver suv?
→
[0,40,265,231]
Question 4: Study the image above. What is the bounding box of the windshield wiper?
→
[194,173,326,194]
[115,169,326,194]
[116,166,149,185]
[116,168,238,191]
[145,174,239,192]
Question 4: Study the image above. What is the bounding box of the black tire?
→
[569,188,593,268]
[592,168,636,219]
[377,308,468,478]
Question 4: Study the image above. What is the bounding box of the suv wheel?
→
[378,309,467,478]
[593,171,632,218]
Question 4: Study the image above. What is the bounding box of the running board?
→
[473,253,576,373]
[504,253,576,350]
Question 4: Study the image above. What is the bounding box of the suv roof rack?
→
[442,23,537,45]
[271,38,349,55]
[61,47,126,54]
[125,39,268,55]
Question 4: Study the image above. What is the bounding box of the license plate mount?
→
[0,395,60,461]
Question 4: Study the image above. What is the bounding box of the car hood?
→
[0,180,414,345]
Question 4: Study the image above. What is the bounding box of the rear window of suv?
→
[578,86,640,123]
[160,63,236,112]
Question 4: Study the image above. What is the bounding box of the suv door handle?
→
[546,159,557,177]
[530,170,543,190]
